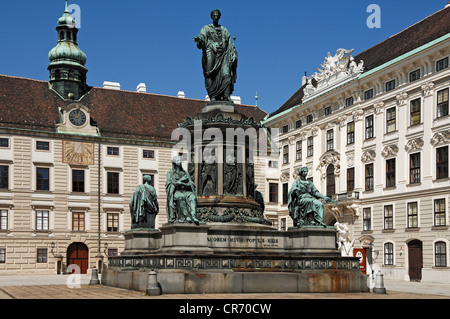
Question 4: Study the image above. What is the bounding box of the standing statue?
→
[129,175,159,229]
[193,9,238,103]
[166,156,201,224]
[224,152,240,195]
[288,167,338,228]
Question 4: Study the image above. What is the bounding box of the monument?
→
[101,10,369,294]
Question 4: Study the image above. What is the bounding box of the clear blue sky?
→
[0,0,447,114]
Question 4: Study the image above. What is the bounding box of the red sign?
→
[353,248,367,274]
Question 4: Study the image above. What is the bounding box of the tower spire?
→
[48,1,88,100]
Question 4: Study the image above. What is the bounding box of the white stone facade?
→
[263,33,450,283]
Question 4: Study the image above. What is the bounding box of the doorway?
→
[408,240,423,281]
[67,242,89,274]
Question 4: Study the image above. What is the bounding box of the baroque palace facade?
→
[0,5,266,274]
[263,5,450,283]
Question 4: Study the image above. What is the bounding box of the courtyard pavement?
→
[0,274,449,300]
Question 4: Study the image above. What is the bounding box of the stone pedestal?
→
[103,224,369,294]
[159,224,213,254]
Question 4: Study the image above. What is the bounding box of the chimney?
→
[231,96,241,104]
[103,81,121,90]
[177,91,186,98]
[137,83,147,93]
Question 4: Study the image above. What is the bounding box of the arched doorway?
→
[67,242,89,274]
[408,240,423,281]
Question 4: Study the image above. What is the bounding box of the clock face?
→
[69,109,87,126]
[63,141,94,165]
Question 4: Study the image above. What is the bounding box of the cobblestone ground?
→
[0,284,449,299]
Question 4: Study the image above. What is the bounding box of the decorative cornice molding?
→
[405,138,424,153]
[361,149,376,163]
[381,144,399,158]
[430,131,450,147]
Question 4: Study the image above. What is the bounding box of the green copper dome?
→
[48,0,86,68]
[48,42,87,66]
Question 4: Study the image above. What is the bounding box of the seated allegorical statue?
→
[129,175,159,229]
[165,156,201,224]
[288,167,338,228]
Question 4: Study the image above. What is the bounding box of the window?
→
[365,115,374,139]
[386,158,396,188]
[0,248,5,263]
[307,137,313,157]
[347,122,355,145]
[364,89,374,100]
[324,106,332,116]
[326,165,335,198]
[363,208,371,231]
[0,210,7,230]
[436,146,448,179]
[268,161,278,168]
[0,138,8,148]
[409,69,420,82]
[295,120,302,129]
[386,107,396,133]
[269,183,278,203]
[385,79,396,92]
[107,147,119,156]
[72,212,85,231]
[306,114,313,123]
[436,57,449,72]
[282,183,289,205]
[283,145,289,164]
[384,205,394,230]
[107,172,120,194]
[108,248,118,257]
[295,141,302,161]
[326,129,334,151]
[36,141,49,151]
[280,217,287,231]
[143,150,155,159]
[347,168,355,193]
[435,242,447,267]
[407,202,418,228]
[37,248,48,263]
[365,163,374,191]
[384,243,394,265]
[409,153,421,184]
[437,88,449,118]
[282,125,289,134]
[107,213,119,232]
[345,97,354,107]
[410,98,421,126]
[36,210,49,231]
[36,167,50,191]
[72,170,85,193]
[0,165,8,189]
[434,199,446,227]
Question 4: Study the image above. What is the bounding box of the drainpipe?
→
[95,138,103,270]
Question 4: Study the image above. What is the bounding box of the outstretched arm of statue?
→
[193,35,204,49]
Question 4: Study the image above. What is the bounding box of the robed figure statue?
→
[129,175,159,229]
[288,167,338,228]
[165,156,201,224]
[194,9,238,103]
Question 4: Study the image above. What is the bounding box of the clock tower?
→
[48,0,89,101]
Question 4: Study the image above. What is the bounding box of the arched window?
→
[59,30,65,41]
[384,242,394,265]
[326,164,335,198]
[435,241,447,267]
